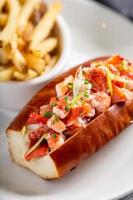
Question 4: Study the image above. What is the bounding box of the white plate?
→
[1,0,133,199]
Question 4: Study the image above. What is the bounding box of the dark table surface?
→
[94,1,133,199]
[95,0,133,21]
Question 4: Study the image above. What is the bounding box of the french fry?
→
[18,0,41,34]
[30,1,61,49]
[14,68,38,81]
[0,0,20,45]
[13,70,26,81]
[17,37,26,50]
[32,37,58,58]
[19,22,34,41]
[12,49,26,72]
[0,66,14,82]
[0,13,8,27]
[0,0,5,11]
[26,69,38,80]
[44,53,51,65]
[0,65,6,71]
[19,0,26,5]
[9,34,27,72]
[0,0,60,82]
[0,46,11,64]
[10,34,18,53]
[24,53,45,74]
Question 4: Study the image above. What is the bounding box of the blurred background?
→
[95,0,133,21]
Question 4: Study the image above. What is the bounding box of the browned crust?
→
[7,105,39,131]
[6,56,133,178]
[50,100,133,177]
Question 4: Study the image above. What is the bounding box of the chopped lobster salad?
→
[22,55,133,161]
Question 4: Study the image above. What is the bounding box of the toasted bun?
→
[6,56,133,179]
[7,129,59,179]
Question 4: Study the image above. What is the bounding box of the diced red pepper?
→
[27,113,48,125]
[25,144,49,161]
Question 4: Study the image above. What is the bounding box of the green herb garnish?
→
[84,79,89,84]
[84,91,89,98]
[68,82,73,89]
[51,102,57,107]
[53,115,59,124]
[64,96,69,102]
[52,133,57,139]
[70,94,81,108]
[65,105,70,112]
[43,111,53,118]
[125,77,128,88]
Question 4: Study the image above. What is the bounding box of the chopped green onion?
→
[43,111,53,118]
[84,79,89,84]
[84,91,89,98]
[68,82,73,89]
[52,133,57,139]
[70,94,81,108]
[51,102,57,107]
[65,105,70,112]
[125,77,129,88]
[64,96,69,102]
[53,115,59,124]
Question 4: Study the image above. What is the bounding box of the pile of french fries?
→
[0,0,61,82]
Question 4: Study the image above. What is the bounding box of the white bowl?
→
[0,15,71,111]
